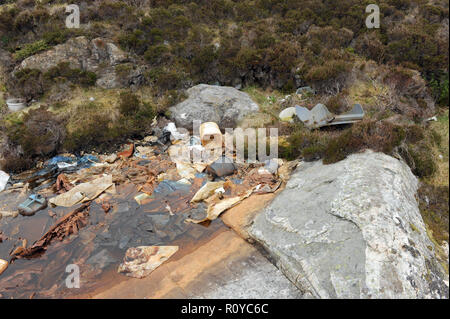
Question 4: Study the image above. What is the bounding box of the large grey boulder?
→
[169,84,259,129]
[14,36,143,89]
[249,150,449,299]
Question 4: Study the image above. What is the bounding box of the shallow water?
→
[0,174,225,298]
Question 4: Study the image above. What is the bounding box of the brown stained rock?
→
[79,229,302,299]
[221,188,284,241]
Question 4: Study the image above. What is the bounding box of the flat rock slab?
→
[169,84,259,130]
[84,229,302,299]
[249,150,449,299]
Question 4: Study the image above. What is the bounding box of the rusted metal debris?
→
[11,203,91,260]
[101,201,111,213]
[118,143,134,159]
[55,173,73,194]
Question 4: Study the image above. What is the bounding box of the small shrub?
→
[146,67,187,91]
[119,91,141,116]
[42,29,71,46]
[408,144,437,178]
[323,121,406,164]
[1,106,65,170]
[44,62,97,87]
[144,44,170,65]
[326,93,348,114]
[418,182,449,245]
[304,59,352,93]
[429,72,449,106]
[63,113,114,153]
[9,68,45,100]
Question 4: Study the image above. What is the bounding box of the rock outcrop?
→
[14,36,144,89]
[169,84,259,130]
[249,150,449,299]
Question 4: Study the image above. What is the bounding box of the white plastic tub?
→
[6,98,26,112]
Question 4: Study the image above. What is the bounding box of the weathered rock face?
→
[14,36,144,89]
[169,84,259,130]
[249,150,449,299]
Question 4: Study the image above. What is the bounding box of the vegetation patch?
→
[418,182,449,246]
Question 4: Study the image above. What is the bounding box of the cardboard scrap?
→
[186,188,253,224]
[190,181,225,203]
[49,175,114,207]
[176,162,196,180]
[118,246,179,278]
[0,259,8,275]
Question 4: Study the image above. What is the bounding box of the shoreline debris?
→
[49,175,114,207]
[118,143,134,159]
[190,181,225,203]
[118,246,179,278]
[18,194,47,217]
[11,203,91,260]
[55,174,73,194]
[206,156,236,177]
[0,259,8,275]
[200,122,222,149]
[0,170,10,192]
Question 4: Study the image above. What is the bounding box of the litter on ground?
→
[118,246,179,278]
[48,175,114,207]
[18,194,47,216]
[295,103,364,129]
[0,120,297,295]
[0,170,10,192]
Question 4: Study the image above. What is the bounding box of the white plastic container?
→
[199,122,222,149]
[6,98,26,112]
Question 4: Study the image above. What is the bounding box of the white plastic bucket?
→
[6,98,26,112]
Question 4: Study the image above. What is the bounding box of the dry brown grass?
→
[425,108,449,188]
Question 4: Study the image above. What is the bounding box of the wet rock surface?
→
[169,84,259,130]
[0,173,217,298]
[249,150,449,299]
[84,229,302,299]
